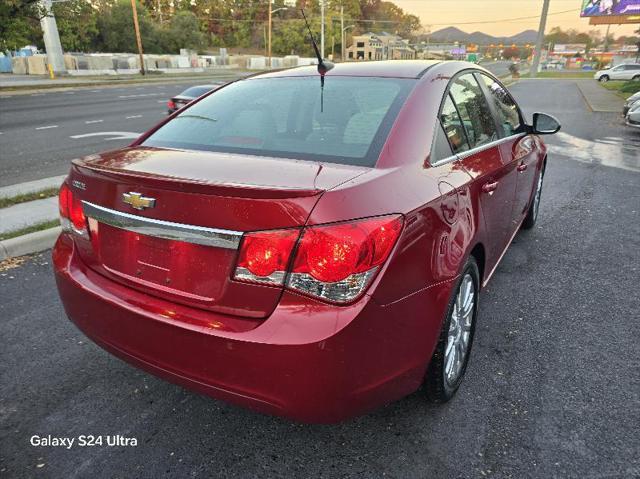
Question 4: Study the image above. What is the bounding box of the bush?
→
[621,81,640,94]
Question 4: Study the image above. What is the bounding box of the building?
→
[346,32,415,61]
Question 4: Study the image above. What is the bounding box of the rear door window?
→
[448,73,499,149]
[478,73,523,137]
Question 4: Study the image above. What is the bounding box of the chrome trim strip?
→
[430,133,527,167]
[82,201,243,249]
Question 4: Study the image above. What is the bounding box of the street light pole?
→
[530,0,550,78]
[268,1,272,67]
[131,0,145,75]
[321,0,325,59]
[342,24,355,61]
[341,5,344,61]
[268,4,290,68]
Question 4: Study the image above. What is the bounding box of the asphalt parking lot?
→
[1,79,639,478]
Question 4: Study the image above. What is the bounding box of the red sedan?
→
[53,60,560,423]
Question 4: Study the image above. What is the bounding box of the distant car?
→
[594,63,640,82]
[167,85,219,114]
[623,91,640,116]
[626,101,640,129]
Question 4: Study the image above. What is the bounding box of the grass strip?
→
[535,71,596,79]
[600,81,640,99]
[0,188,59,209]
[0,220,60,242]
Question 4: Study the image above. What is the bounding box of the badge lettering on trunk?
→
[123,192,156,210]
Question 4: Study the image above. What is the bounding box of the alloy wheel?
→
[444,274,475,386]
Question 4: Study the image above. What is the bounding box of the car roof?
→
[252,60,442,79]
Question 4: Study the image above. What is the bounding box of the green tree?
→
[0,0,41,51]
[53,0,99,52]
[160,10,205,53]
[96,0,161,53]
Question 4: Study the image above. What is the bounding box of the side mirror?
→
[530,112,561,135]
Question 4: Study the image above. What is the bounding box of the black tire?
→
[521,165,545,230]
[632,75,640,81]
[425,256,480,402]
[598,75,609,83]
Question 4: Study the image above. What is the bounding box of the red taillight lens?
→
[69,194,86,231]
[288,215,403,302]
[167,100,175,110]
[58,183,71,219]
[58,182,87,235]
[234,229,300,285]
[232,216,403,303]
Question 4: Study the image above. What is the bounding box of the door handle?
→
[517,162,528,172]
[482,181,499,193]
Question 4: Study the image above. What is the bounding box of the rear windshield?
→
[179,86,214,97]
[144,76,415,167]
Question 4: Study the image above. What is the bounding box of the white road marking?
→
[118,93,161,99]
[0,132,3,135]
[85,119,104,124]
[70,131,140,140]
[157,100,167,103]
[63,92,75,95]
[90,90,101,93]
[30,93,44,97]
[35,125,58,130]
[126,115,143,119]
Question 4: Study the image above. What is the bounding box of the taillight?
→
[167,99,175,110]
[232,215,403,303]
[234,229,300,285]
[58,183,88,236]
[288,215,403,303]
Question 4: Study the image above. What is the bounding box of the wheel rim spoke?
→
[443,273,476,386]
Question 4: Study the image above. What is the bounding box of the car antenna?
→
[301,8,334,112]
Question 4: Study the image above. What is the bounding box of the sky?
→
[393,0,639,37]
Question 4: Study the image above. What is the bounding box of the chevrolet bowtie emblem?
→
[122,192,156,210]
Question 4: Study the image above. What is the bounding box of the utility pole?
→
[268,1,272,67]
[341,5,344,61]
[39,0,66,74]
[603,24,611,52]
[321,0,325,59]
[530,0,550,78]
[131,0,145,75]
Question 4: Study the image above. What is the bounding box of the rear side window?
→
[479,74,522,137]
[439,94,470,155]
[430,122,454,164]
[144,77,415,167]
[448,73,499,149]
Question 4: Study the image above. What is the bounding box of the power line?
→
[204,8,577,27]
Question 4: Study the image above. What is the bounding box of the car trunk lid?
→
[69,146,368,319]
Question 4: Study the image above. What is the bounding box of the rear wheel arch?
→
[469,243,486,287]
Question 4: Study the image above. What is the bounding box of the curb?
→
[0,226,61,261]
[0,175,66,200]
[0,71,251,96]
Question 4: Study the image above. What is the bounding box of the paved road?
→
[1,79,639,479]
[0,74,244,187]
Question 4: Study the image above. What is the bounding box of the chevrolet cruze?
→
[54,60,560,423]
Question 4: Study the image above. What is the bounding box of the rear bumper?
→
[53,234,452,423]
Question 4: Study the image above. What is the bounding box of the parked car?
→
[167,84,219,114]
[623,91,640,116]
[626,100,640,129]
[53,60,560,423]
[594,63,640,82]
